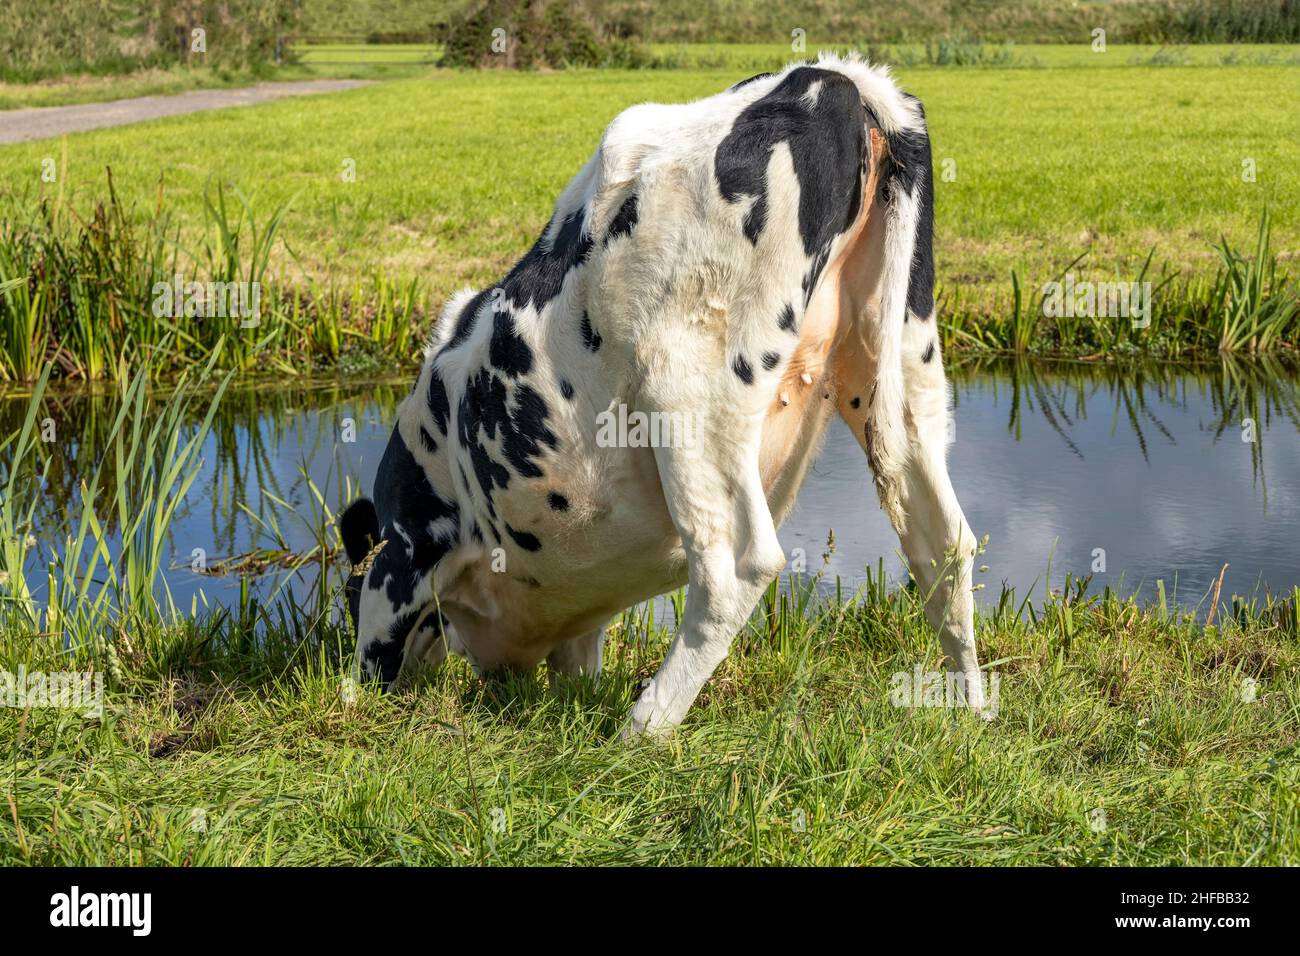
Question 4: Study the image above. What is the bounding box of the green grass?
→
[295,42,442,65]
[6,55,1299,293]
[650,41,1300,71]
[4,557,1298,865]
[0,54,1297,379]
[0,60,432,111]
[0,68,281,112]
[7,42,1297,110]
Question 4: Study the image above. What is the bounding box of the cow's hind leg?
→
[837,334,986,712]
[623,428,786,739]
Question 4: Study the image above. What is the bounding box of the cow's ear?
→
[339,498,380,563]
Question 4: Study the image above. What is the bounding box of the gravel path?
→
[0,80,373,145]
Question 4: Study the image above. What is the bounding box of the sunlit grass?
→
[1,58,1295,316]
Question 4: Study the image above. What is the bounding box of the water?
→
[5,359,1299,619]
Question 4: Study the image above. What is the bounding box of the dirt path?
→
[0,80,373,145]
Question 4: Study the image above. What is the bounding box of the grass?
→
[0,53,1297,380]
[7,42,1299,110]
[0,172,427,382]
[1,365,1298,865]
[4,581,1298,865]
[2,58,1295,297]
[647,41,1300,71]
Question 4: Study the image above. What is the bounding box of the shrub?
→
[0,0,302,83]
[441,0,645,69]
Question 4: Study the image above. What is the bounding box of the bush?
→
[441,0,646,69]
[0,0,302,83]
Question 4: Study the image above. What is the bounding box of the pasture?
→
[5,53,1299,293]
[2,50,1298,380]
[2,45,1298,866]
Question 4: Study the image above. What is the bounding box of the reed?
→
[939,211,1297,359]
[0,170,1295,383]
[0,170,430,384]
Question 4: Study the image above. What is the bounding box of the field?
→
[2,43,1299,866]
[5,50,1298,292]
[2,50,1298,379]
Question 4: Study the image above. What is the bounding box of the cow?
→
[338,52,986,739]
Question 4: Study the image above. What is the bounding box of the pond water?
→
[5,357,1299,621]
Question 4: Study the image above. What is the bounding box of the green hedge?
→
[0,0,301,82]
[304,0,1300,47]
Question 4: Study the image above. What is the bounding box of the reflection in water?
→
[2,358,1297,617]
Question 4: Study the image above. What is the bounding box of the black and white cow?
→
[339,53,985,739]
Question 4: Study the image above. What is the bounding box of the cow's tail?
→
[837,55,933,536]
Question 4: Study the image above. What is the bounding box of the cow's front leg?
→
[546,625,607,689]
[622,436,785,740]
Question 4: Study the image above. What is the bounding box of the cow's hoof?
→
[618,717,674,744]
[620,688,679,743]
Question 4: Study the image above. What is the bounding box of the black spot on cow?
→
[777,302,797,333]
[761,351,781,371]
[802,243,831,309]
[729,71,773,92]
[363,608,421,684]
[505,524,542,552]
[580,311,602,352]
[427,370,451,434]
[715,67,866,258]
[457,368,558,518]
[501,210,593,311]
[367,429,459,670]
[419,426,438,454]
[505,383,559,474]
[489,309,534,377]
[548,492,570,512]
[605,194,638,246]
[884,96,935,320]
[922,340,936,364]
[733,355,754,385]
[441,288,489,354]
[560,378,575,401]
[372,433,458,572]
[458,369,513,502]
[850,396,861,409]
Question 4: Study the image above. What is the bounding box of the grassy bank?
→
[4,573,1298,865]
[1,366,1298,865]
